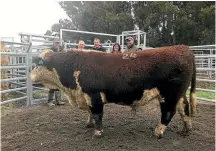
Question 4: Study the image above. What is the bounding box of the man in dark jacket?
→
[47,39,65,106]
[91,38,106,52]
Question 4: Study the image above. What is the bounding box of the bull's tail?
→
[189,57,197,117]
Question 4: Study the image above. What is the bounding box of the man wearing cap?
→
[50,39,63,52]
[125,36,137,52]
[47,39,65,106]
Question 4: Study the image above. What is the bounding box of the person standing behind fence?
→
[92,38,106,52]
[72,40,86,51]
[50,38,64,52]
[78,40,85,50]
[47,39,65,106]
[111,43,121,53]
[125,36,137,52]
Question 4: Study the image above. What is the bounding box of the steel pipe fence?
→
[1,32,215,106]
[1,33,57,106]
[60,29,147,53]
[60,29,119,52]
[121,30,146,50]
[191,45,215,80]
[190,45,215,102]
[0,96,28,105]
[0,40,31,105]
[0,87,27,94]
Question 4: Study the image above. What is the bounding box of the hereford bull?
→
[30,45,196,138]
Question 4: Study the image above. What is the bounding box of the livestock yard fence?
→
[0,30,215,107]
[60,29,147,52]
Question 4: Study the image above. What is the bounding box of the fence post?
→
[26,36,33,106]
[143,32,146,49]
[60,29,63,47]
[121,34,124,52]
[137,30,140,48]
[210,49,213,78]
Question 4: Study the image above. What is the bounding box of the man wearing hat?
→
[50,38,63,52]
[125,36,137,52]
[47,38,65,106]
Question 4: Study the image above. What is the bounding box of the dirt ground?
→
[1,100,215,151]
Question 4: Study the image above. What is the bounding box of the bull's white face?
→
[30,66,61,90]
[30,66,44,83]
[30,66,92,108]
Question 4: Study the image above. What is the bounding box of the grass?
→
[33,91,48,99]
[186,90,215,100]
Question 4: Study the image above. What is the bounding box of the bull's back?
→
[44,45,194,100]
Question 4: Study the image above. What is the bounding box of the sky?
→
[0,0,68,42]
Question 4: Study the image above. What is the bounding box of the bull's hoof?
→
[185,120,192,131]
[93,130,104,138]
[181,124,192,136]
[179,130,191,136]
[191,112,196,117]
[191,109,198,117]
[179,127,191,136]
[130,109,136,119]
[183,117,192,132]
[86,123,95,128]
[154,124,167,139]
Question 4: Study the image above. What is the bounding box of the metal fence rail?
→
[190,45,215,102]
[0,40,32,105]
[1,33,215,106]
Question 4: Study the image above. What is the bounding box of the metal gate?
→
[0,31,215,106]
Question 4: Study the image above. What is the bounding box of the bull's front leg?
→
[89,93,104,137]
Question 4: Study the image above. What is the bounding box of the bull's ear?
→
[32,56,44,65]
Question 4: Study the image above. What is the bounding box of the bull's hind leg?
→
[190,92,197,117]
[177,95,192,135]
[89,93,104,137]
[155,96,179,139]
[86,109,94,128]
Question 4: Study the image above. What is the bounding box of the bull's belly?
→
[105,90,144,105]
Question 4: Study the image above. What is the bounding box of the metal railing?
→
[59,29,147,52]
[1,33,59,106]
[190,45,215,102]
[0,41,32,105]
[1,32,215,106]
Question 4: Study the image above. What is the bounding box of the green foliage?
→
[46,1,215,47]
[56,1,134,43]
[186,90,215,100]
[133,1,215,47]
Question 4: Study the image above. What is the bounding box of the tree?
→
[133,1,215,47]
[46,1,215,47]
[54,1,134,43]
